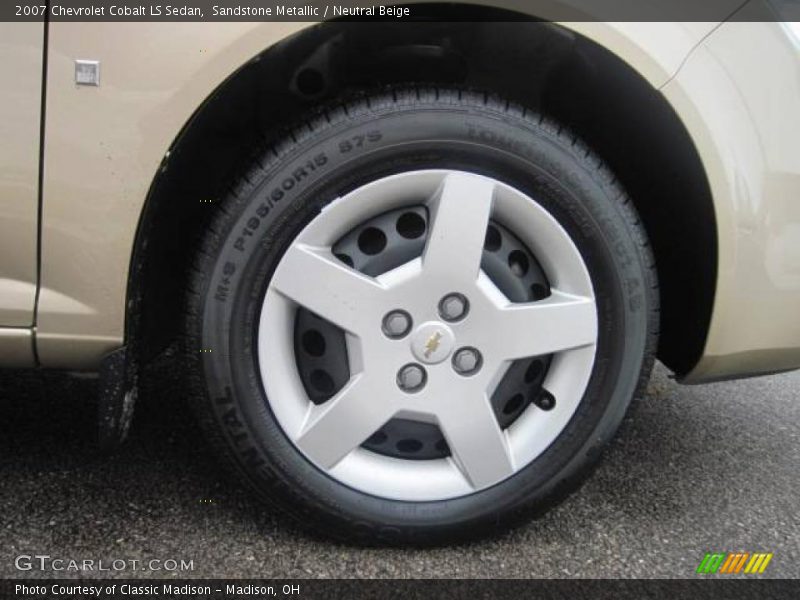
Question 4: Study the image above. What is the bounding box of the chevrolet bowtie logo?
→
[423,331,443,358]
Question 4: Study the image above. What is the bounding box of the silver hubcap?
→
[258,170,597,501]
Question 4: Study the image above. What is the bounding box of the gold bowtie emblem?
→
[423,331,443,358]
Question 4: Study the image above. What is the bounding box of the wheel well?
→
[131,12,716,377]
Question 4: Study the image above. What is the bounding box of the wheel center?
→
[410,321,456,365]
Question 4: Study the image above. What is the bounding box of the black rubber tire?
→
[184,87,659,546]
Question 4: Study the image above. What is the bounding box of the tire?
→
[185,87,658,545]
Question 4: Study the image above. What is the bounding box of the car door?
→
[0,21,43,326]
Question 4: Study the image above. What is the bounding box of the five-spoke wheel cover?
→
[258,170,598,501]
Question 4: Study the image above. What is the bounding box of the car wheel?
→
[185,87,658,544]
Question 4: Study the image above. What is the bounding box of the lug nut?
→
[452,347,482,376]
[438,293,469,322]
[397,363,427,393]
[382,310,412,339]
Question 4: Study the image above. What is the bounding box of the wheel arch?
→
[128,12,717,377]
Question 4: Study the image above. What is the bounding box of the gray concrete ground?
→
[1,363,798,579]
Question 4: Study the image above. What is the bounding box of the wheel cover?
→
[258,170,597,501]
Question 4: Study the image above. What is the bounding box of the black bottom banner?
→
[2,579,798,600]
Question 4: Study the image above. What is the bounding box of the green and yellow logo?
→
[696,552,773,575]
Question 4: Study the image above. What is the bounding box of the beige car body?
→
[0,11,799,382]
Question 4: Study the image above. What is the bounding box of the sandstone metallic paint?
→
[0,22,42,329]
[0,328,35,368]
[663,20,800,382]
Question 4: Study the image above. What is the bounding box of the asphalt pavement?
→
[1,361,798,579]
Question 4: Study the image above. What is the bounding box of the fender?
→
[35,17,724,368]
